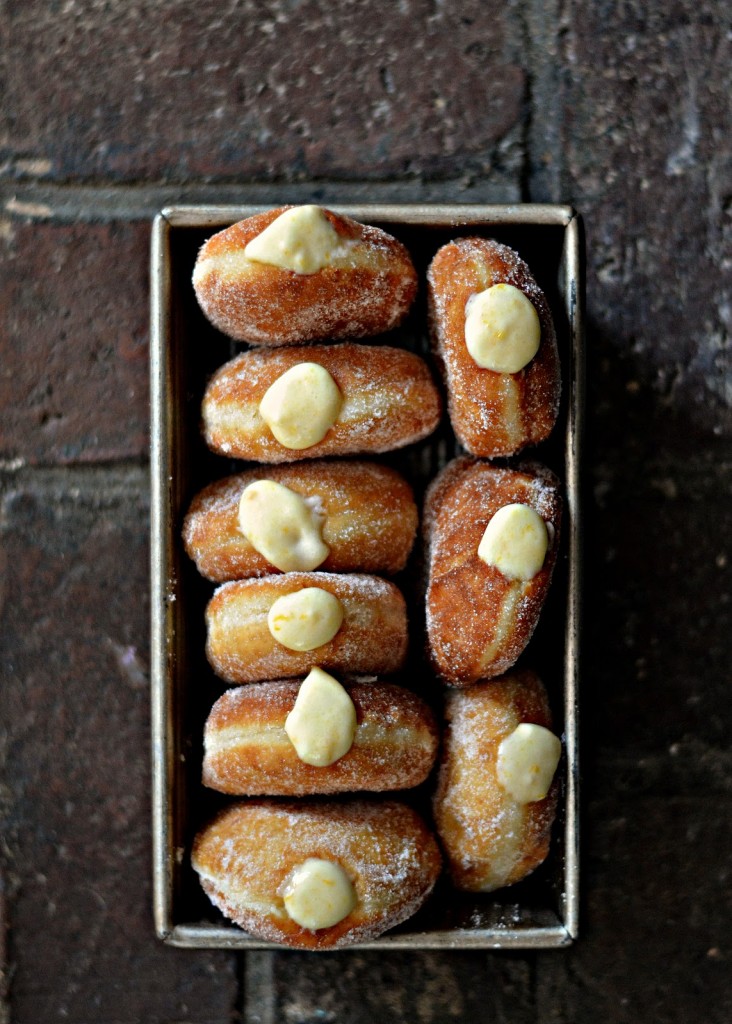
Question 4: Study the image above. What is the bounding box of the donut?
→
[201,343,440,462]
[432,670,561,892]
[206,573,408,683]
[425,457,562,685]
[192,205,418,345]
[182,461,418,583]
[191,799,442,948]
[202,677,439,795]
[427,237,560,457]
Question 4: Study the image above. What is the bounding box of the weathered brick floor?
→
[1,2,730,1021]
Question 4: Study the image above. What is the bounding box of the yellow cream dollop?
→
[244,205,347,274]
[238,480,329,572]
[284,667,357,767]
[259,362,342,450]
[465,283,541,373]
[477,503,548,581]
[267,587,344,652]
[496,723,562,803]
[283,857,357,930]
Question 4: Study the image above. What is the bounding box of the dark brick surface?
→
[1,0,731,1019]
[0,472,238,1023]
[551,9,731,1018]
[536,795,732,1024]
[585,459,731,757]
[1,0,524,184]
[247,949,534,1024]
[0,222,149,465]
[560,2,731,460]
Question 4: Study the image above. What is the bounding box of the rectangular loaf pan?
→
[150,203,584,950]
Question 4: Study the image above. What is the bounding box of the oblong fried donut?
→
[425,457,562,684]
[427,238,560,457]
[433,670,560,892]
[182,461,418,583]
[206,573,408,683]
[191,799,442,948]
[202,679,439,795]
[202,344,441,462]
[192,206,418,345]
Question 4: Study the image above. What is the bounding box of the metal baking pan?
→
[150,204,584,949]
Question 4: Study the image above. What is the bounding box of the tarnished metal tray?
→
[150,204,584,949]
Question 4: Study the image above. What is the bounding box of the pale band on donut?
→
[424,457,561,685]
[202,677,439,795]
[182,461,419,583]
[205,572,408,684]
[192,205,418,345]
[428,237,560,458]
[201,344,441,463]
[433,670,561,893]
[191,799,442,949]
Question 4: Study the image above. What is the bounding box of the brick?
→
[248,949,534,1024]
[581,458,731,760]
[0,470,238,1023]
[0,1,524,183]
[558,1,731,460]
[591,745,732,804]
[0,221,149,464]
[0,871,7,1024]
[536,794,732,1023]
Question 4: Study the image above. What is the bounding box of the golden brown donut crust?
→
[202,343,441,461]
[182,461,418,583]
[427,238,560,457]
[202,679,439,795]
[206,573,409,683]
[425,457,562,685]
[432,670,560,892]
[191,799,442,949]
[192,207,418,345]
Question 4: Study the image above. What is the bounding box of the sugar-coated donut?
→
[191,799,442,948]
[201,343,441,462]
[206,573,408,683]
[432,670,561,892]
[425,457,562,685]
[427,238,560,457]
[192,206,418,345]
[202,678,438,795]
[182,461,418,583]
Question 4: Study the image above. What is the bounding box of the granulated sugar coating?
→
[427,237,561,457]
[191,800,442,949]
[183,216,570,947]
[202,679,439,796]
[424,457,562,685]
[433,671,559,892]
[201,343,441,462]
[205,572,408,683]
[182,460,419,582]
[192,207,418,345]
